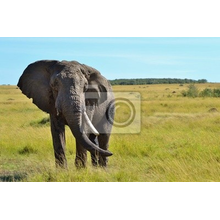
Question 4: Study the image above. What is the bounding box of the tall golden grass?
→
[1,84,220,181]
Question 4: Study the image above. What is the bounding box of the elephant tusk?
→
[83,111,99,136]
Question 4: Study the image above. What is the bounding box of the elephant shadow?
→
[0,172,26,182]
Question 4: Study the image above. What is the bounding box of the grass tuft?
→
[30,117,50,127]
[18,146,38,155]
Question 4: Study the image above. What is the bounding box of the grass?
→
[1,84,220,181]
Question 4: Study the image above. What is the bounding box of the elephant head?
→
[17,60,113,160]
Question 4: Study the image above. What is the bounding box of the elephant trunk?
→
[63,107,113,157]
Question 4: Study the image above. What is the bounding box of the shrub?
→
[181,84,199,98]
[18,146,37,155]
[200,88,213,97]
[213,89,220,97]
[182,86,220,98]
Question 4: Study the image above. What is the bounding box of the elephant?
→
[17,60,115,168]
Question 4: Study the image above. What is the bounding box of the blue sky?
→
[0,37,220,85]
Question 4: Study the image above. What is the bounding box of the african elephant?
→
[17,60,114,168]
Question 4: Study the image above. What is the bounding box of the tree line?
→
[109,78,208,85]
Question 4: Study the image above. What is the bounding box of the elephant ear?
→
[17,60,58,113]
[82,65,109,106]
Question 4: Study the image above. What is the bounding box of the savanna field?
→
[1,84,220,182]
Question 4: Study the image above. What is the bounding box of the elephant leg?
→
[89,134,99,166]
[50,115,67,168]
[75,140,87,168]
[98,134,110,167]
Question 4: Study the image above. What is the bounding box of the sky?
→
[0,37,220,85]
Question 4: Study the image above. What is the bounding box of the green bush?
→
[200,88,213,97]
[181,84,199,98]
[213,89,220,97]
[182,86,220,98]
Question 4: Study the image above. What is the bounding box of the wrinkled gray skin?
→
[17,60,114,168]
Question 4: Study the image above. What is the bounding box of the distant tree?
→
[197,79,208,83]
[109,78,208,85]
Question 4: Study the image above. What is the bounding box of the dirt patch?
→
[208,108,218,113]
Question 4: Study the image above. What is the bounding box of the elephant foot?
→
[56,163,68,169]
[75,161,86,168]
[98,157,108,167]
[75,150,87,168]
[91,154,108,167]
[55,156,67,169]
[91,153,98,167]
[75,155,87,168]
